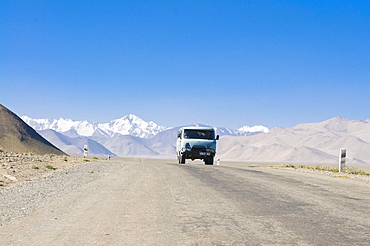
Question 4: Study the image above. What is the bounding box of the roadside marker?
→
[83,145,88,158]
[339,148,346,172]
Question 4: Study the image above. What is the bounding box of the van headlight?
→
[206,148,215,152]
[185,143,191,148]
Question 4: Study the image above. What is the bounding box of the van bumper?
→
[181,150,215,160]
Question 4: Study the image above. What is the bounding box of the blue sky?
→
[1,0,370,129]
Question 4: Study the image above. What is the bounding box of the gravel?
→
[0,160,119,226]
[275,166,370,183]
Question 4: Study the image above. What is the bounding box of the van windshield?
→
[184,130,215,140]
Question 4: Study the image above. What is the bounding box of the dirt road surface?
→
[1,158,369,245]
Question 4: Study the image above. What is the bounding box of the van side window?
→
[177,130,182,138]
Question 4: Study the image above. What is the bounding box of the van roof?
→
[180,126,215,131]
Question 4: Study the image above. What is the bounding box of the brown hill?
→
[0,104,65,155]
[218,117,370,166]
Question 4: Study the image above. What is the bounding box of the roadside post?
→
[339,148,346,172]
[84,145,88,158]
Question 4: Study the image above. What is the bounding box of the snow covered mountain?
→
[22,115,269,139]
[237,125,269,134]
[21,114,170,139]
[216,125,269,136]
[98,114,169,138]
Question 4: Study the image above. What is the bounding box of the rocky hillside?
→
[0,105,65,155]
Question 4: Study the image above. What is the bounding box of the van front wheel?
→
[204,157,214,165]
[179,154,186,164]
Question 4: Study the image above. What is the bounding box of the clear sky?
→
[1,0,370,129]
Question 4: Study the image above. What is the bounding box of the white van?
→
[176,127,219,165]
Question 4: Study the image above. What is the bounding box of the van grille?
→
[192,145,206,152]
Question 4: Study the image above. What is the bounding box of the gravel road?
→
[0,158,369,245]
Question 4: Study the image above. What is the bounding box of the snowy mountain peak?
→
[127,113,140,120]
[238,125,269,133]
[116,114,140,122]
[99,114,169,138]
[22,114,170,139]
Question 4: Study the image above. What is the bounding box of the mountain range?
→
[21,114,170,138]
[21,115,269,139]
[20,114,370,166]
[21,115,269,158]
